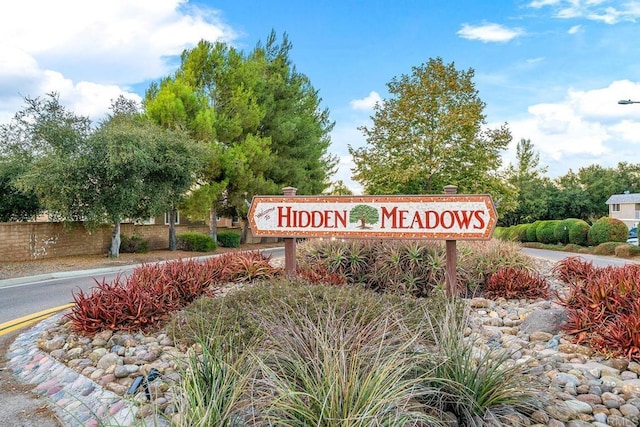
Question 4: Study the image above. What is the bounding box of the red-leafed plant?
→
[67,275,169,334]
[65,253,283,335]
[590,308,640,360]
[296,264,347,286]
[201,251,282,283]
[551,256,597,285]
[555,262,640,360]
[483,266,549,300]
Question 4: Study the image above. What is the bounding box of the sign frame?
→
[248,194,497,240]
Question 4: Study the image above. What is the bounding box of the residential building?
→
[605,192,640,228]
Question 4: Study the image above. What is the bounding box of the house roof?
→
[605,193,640,204]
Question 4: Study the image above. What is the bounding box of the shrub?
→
[168,278,438,353]
[368,240,446,297]
[174,332,254,427]
[593,242,626,255]
[614,243,640,258]
[512,224,529,242]
[554,219,581,245]
[203,251,282,283]
[296,264,347,286]
[536,220,560,244]
[526,221,542,243]
[177,232,217,252]
[297,239,382,289]
[251,298,438,426]
[567,219,590,246]
[515,223,530,242]
[119,235,150,253]
[217,230,241,248]
[483,266,549,300]
[552,256,597,284]
[457,240,533,293]
[502,226,518,241]
[169,284,537,426]
[298,239,536,298]
[588,217,628,246]
[492,226,505,240]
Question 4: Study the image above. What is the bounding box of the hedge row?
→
[495,217,628,247]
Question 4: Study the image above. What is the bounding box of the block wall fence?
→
[0,222,216,262]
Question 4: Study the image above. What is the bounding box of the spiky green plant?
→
[172,336,255,426]
[420,300,538,426]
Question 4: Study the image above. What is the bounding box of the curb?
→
[7,313,151,427]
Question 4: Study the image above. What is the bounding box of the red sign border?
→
[248,194,497,240]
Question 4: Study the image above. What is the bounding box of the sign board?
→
[248,194,497,240]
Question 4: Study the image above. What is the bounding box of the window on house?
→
[612,204,620,212]
[232,216,239,225]
[164,211,180,225]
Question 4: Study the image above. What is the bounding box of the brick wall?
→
[0,222,211,262]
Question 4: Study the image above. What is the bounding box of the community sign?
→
[248,195,497,240]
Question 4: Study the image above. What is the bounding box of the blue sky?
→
[1,1,640,194]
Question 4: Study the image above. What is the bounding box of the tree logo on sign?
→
[349,204,379,229]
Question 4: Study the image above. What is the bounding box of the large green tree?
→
[0,160,42,222]
[2,94,93,222]
[86,100,204,256]
[547,171,591,221]
[146,32,336,241]
[501,139,550,225]
[249,32,336,194]
[578,162,640,219]
[349,57,512,207]
[6,94,202,257]
[145,41,271,240]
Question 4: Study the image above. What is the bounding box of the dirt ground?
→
[0,243,282,426]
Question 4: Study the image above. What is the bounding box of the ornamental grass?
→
[168,274,538,426]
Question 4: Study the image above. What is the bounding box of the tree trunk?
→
[241,219,248,244]
[110,220,121,258]
[168,208,177,251]
[209,207,218,241]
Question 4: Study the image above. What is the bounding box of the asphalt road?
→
[0,247,285,325]
[0,269,132,324]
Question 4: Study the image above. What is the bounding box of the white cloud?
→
[568,24,582,34]
[457,23,524,43]
[529,0,640,24]
[350,91,382,111]
[504,79,640,177]
[0,0,234,123]
[610,120,640,143]
[529,0,561,7]
[526,57,546,65]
